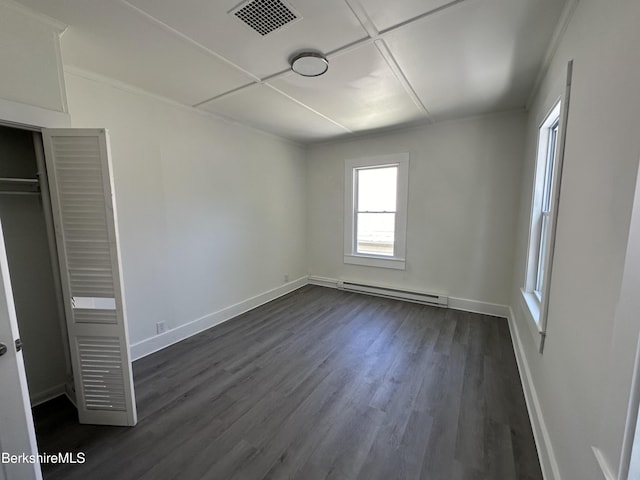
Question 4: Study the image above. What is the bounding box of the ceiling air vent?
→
[231,0,301,36]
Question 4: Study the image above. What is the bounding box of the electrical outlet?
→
[156,321,166,335]
[284,274,289,283]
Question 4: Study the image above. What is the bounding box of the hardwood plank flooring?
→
[33,285,541,480]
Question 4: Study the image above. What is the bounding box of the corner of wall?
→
[507,306,562,480]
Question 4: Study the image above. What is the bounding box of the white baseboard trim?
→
[507,306,561,480]
[30,383,66,407]
[130,276,308,361]
[592,447,616,480]
[448,297,509,318]
[308,275,340,289]
[310,275,509,318]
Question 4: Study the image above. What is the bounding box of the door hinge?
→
[15,338,22,352]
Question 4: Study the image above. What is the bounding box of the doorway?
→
[0,123,75,416]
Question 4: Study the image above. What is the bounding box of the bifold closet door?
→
[42,129,136,426]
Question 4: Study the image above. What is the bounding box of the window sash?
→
[355,212,396,256]
[531,109,561,304]
[353,165,398,257]
[541,121,559,213]
[535,211,551,296]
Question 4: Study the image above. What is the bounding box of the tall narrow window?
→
[522,101,563,325]
[534,119,559,298]
[344,153,409,270]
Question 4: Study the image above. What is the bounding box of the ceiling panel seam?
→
[343,0,378,37]
[341,0,431,120]
[204,0,474,105]
[377,0,471,36]
[0,0,67,32]
[192,82,262,108]
[120,0,261,82]
[116,0,474,125]
[63,66,304,147]
[373,40,432,119]
[265,84,353,133]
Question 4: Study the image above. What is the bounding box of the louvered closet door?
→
[42,129,136,426]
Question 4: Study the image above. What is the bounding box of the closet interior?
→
[0,124,72,409]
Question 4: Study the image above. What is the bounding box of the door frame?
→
[0,102,74,402]
[0,97,70,131]
[0,100,69,479]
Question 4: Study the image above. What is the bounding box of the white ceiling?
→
[14,0,567,143]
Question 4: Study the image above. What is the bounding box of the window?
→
[534,118,559,298]
[522,101,562,325]
[344,153,409,270]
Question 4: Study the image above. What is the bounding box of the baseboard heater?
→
[338,281,448,307]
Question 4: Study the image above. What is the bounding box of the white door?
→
[0,221,41,480]
[42,129,137,426]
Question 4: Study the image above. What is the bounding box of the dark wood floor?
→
[33,285,541,480]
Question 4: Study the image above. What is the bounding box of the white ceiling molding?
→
[63,66,305,147]
[526,0,581,109]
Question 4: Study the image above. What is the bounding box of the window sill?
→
[520,288,545,351]
[344,254,406,270]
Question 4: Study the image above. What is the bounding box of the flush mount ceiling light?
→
[290,52,329,77]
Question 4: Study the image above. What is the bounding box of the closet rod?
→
[0,190,40,196]
[0,177,39,184]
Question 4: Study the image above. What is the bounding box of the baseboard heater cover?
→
[338,281,448,307]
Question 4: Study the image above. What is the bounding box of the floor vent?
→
[338,281,448,307]
[231,0,300,36]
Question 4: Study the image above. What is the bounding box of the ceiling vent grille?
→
[231,0,300,36]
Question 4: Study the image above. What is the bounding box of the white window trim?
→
[522,99,564,340]
[344,153,409,270]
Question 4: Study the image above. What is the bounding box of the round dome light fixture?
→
[290,52,328,77]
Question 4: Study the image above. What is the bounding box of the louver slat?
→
[73,309,118,325]
[50,135,115,297]
[77,336,126,410]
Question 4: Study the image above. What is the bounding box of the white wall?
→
[63,71,308,349]
[605,162,640,480]
[0,1,66,113]
[509,0,640,478]
[307,112,525,307]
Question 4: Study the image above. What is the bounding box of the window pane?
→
[356,212,395,256]
[535,213,550,294]
[542,123,559,212]
[357,166,397,212]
